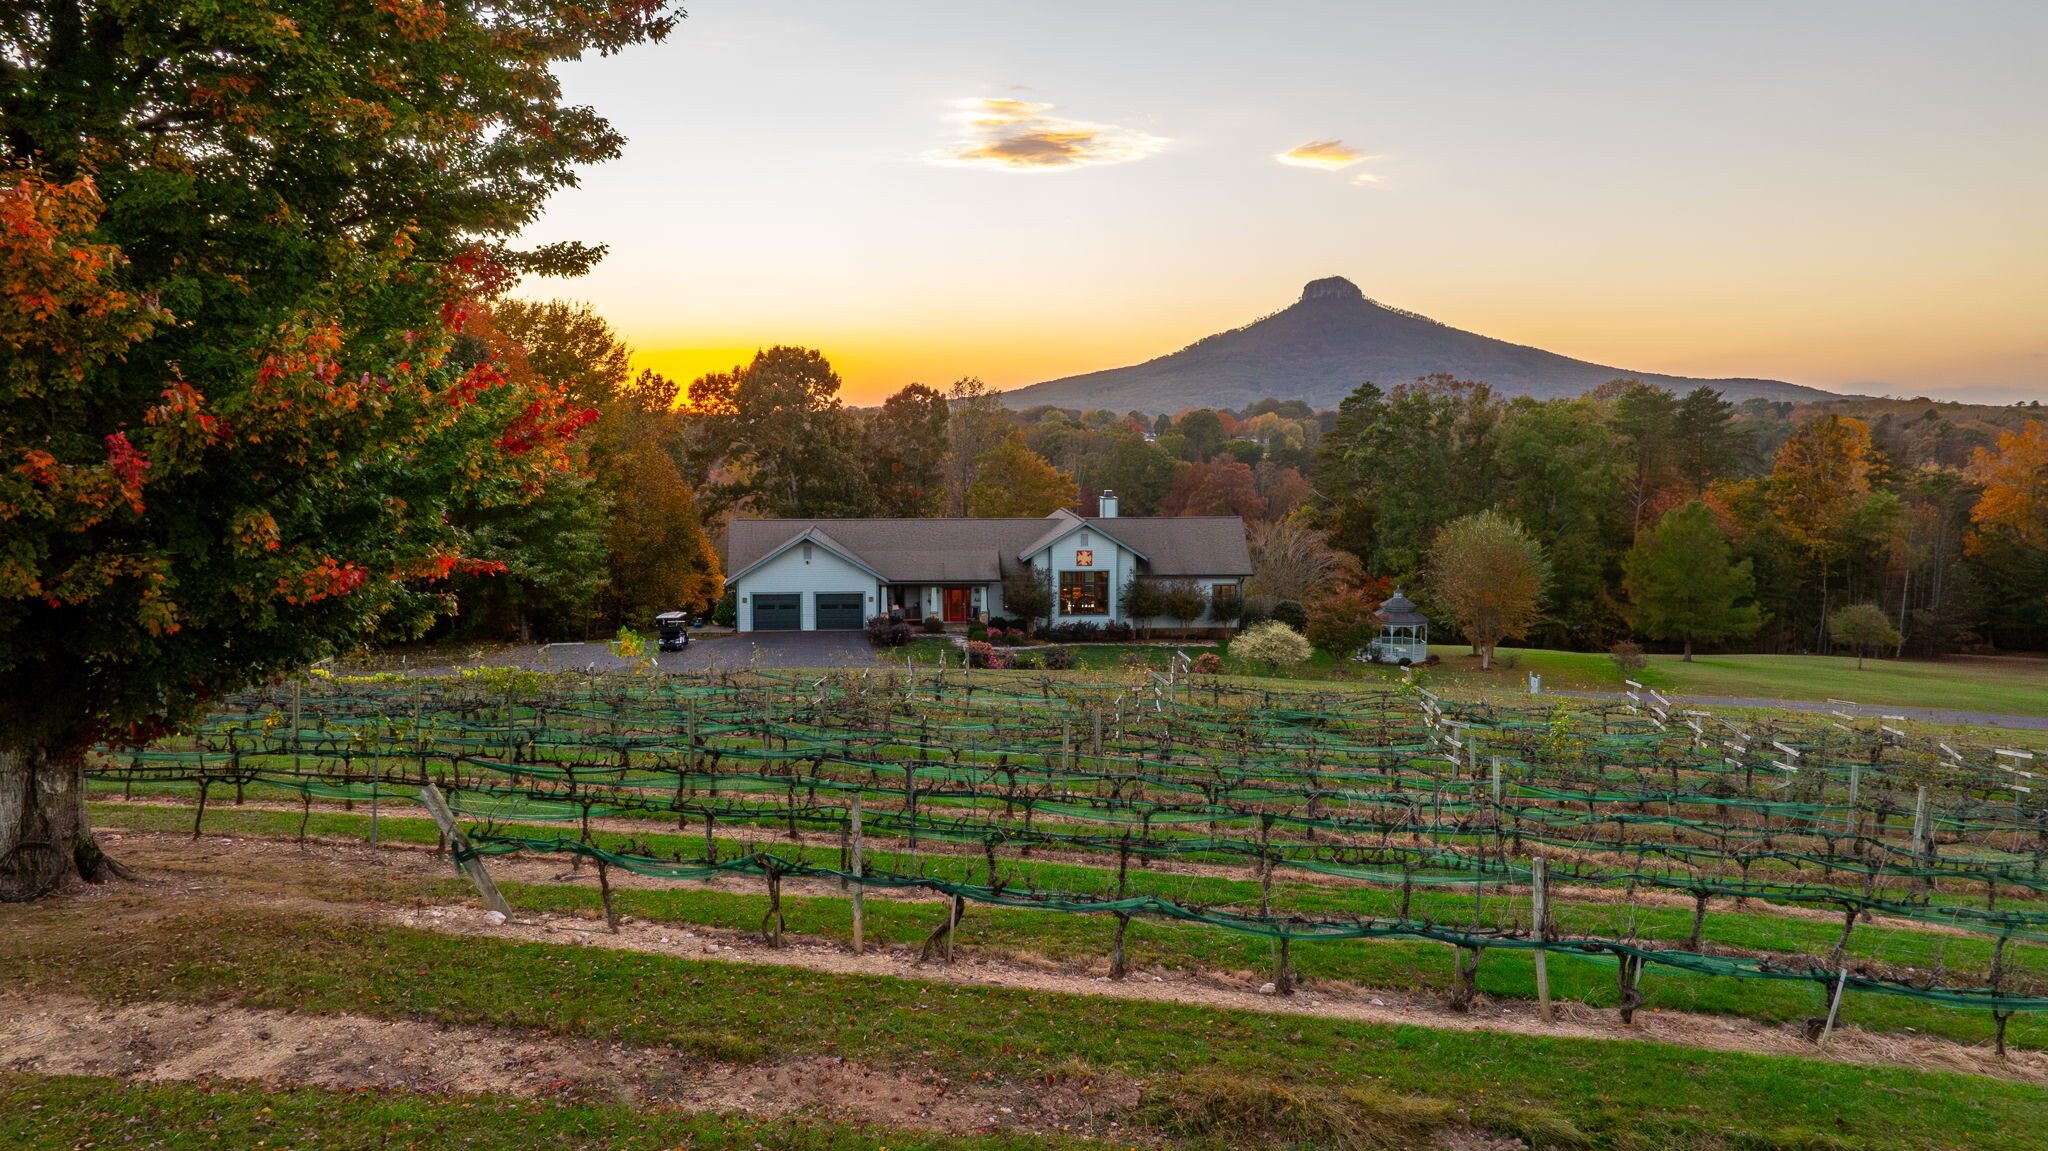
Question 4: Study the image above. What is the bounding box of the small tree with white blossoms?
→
[1230,621,1313,674]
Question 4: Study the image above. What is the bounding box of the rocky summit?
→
[1002,277,1840,412]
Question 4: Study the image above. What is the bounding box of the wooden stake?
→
[1531,856,1553,1023]
[850,795,866,955]
[1817,967,1849,1046]
[417,783,513,919]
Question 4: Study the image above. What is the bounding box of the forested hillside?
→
[1002,276,1842,411]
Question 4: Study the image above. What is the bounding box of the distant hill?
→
[1003,277,1846,412]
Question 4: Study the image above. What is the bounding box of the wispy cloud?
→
[929,98,1169,171]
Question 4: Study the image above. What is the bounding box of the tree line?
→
[1309,377,2048,660]
[437,307,2047,661]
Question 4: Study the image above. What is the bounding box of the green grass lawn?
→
[879,633,2047,717]
[12,906,2047,1151]
[1643,653,2048,716]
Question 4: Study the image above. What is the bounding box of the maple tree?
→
[0,1,681,893]
[965,436,1077,518]
[1967,420,2048,552]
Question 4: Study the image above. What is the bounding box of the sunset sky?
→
[515,1,2048,406]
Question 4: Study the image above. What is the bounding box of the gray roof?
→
[1374,589,1428,626]
[727,513,1252,586]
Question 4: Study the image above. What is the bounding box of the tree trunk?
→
[1682,638,1693,662]
[1,745,130,898]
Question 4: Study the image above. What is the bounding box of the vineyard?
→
[88,665,2048,1059]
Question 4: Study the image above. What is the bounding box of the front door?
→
[943,587,972,623]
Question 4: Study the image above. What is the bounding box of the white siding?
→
[733,545,881,631]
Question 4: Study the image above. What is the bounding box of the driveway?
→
[501,631,887,673]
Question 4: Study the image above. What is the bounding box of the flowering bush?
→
[1193,652,1224,675]
[965,640,1008,669]
[1230,621,1313,671]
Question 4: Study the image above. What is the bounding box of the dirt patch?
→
[0,992,1133,1138]
[55,831,2048,1087]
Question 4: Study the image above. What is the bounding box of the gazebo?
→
[1362,588,1429,665]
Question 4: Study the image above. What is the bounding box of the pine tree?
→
[1623,502,1761,660]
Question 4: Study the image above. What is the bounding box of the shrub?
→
[1231,620,1312,671]
[920,614,945,634]
[1609,640,1647,674]
[710,593,737,628]
[1000,567,1053,631]
[1270,599,1309,630]
[1040,646,1077,670]
[1010,652,1041,670]
[1154,577,1208,632]
[1192,652,1224,675]
[1119,575,1167,623]
[865,615,913,648]
[986,615,1011,630]
[965,640,1007,669]
[967,622,988,641]
[1304,583,1387,657]
[1208,594,1247,625]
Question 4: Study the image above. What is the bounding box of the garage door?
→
[815,593,866,630]
[752,594,801,631]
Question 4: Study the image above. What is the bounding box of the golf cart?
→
[655,611,691,652]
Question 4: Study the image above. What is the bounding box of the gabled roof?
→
[1017,509,1147,565]
[725,513,1252,586]
[723,524,891,586]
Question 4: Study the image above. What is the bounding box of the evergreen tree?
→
[1623,502,1761,660]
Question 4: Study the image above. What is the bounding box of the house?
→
[723,492,1252,632]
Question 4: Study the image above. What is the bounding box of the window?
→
[1059,571,1109,616]
[1074,549,1094,567]
[1211,583,1239,604]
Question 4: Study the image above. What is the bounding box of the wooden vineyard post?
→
[760,854,785,948]
[417,783,513,920]
[1817,966,1849,1047]
[1847,761,1862,846]
[1912,785,1931,891]
[1111,832,1132,980]
[1531,856,1553,1022]
[850,794,866,956]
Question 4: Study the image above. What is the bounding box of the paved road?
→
[1550,689,2048,731]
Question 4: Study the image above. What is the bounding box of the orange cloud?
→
[930,97,1169,171]
[1276,139,1380,171]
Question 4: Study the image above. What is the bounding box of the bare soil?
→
[0,992,1131,1138]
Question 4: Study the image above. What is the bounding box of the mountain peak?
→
[1300,275,1363,303]
[1002,275,1843,412]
